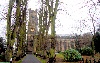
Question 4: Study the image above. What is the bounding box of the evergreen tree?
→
[0,37,4,54]
[93,27,100,53]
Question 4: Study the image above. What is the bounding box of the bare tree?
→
[35,0,59,62]
[78,0,100,56]
[6,0,28,61]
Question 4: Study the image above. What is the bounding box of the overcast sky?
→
[28,0,100,35]
[0,0,100,38]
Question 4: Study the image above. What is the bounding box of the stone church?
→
[27,9,38,52]
[27,9,76,52]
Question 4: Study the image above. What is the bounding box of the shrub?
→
[63,49,82,62]
[0,55,5,61]
[79,47,93,56]
[57,51,61,53]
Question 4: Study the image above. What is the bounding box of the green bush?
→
[57,51,61,53]
[0,55,5,61]
[79,47,93,56]
[63,49,82,62]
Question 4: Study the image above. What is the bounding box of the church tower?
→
[27,8,38,52]
[27,8,38,42]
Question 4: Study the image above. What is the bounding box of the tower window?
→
[31,28,34,32]
[32,16,34,18]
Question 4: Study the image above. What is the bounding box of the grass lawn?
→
[17,60,22,63]
[34,53,100,63]
[13,59,23,63]
[36,56,47,63]
[12,55,26,63]
[0,62,10,63]
[34,55,47,63]
[55,53,66,63]
[56,53,64,59]
[35,53,65,63]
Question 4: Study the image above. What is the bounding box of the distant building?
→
[55,37,76,52]
[27,8,38,42]
[27,9,38,52]
[27,9,76,52]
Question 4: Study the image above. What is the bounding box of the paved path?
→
[22,54,41,63]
